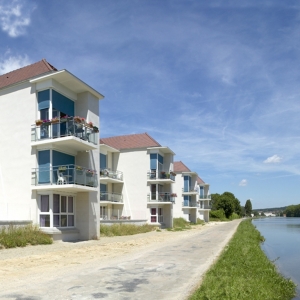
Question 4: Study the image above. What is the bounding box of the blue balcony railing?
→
[31,118,98,145]
[32,164,98,188]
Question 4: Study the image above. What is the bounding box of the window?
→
[151,208,157,222]
[39,194,75,228]
[40,195,50,227]
[53,194,74,227]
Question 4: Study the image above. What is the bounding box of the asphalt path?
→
[0,219,242,300]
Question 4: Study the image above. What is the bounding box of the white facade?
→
[173,167,211,222]
[0,66,103,241]
[100,139,175,228]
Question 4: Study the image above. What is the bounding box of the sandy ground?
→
[0,221,242,299]
[0,223,220,286]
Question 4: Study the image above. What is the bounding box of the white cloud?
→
[0,55,31,74]
[239,179,247,186]
[263,154,282,164]
[0,0,34,37]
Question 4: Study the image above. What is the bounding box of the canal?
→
[253,217,300,299]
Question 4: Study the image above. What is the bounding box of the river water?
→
[252,217,300,299]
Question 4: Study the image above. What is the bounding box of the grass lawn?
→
[190,219,296,300]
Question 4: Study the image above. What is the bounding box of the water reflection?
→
[253,217,300,300]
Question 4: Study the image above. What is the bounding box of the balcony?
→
[147,170,176,184]
[31,164,98,192]
[182,187,198,195]
[182,201,198,208]
[198,204,211,210]
[147,192,176,203]
[199,194,211,200]
[100,168,123,183]
[100,192,123,203]
[31,117,98,152]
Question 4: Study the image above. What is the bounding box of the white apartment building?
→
[173,161,211,222]
[100,133,176,228]
[0,59,103,241]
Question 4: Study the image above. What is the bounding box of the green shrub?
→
[173,217,190,228]
[229,212,240,220]
[209,209,227,221]
[100,223,156,237]
[0,225,52,249]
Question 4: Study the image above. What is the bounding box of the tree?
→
[218,194,235,218]
[245,199,252,216]
[210,193,221,210]
[260,211,266,216]
[253,211,259,217]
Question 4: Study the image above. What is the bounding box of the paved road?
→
[0,220,242,300]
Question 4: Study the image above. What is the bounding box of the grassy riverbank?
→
[190,219,296,300]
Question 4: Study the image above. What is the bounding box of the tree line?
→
[284,204,300,217]
[210,192,252,219]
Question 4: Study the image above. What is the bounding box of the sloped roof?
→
[174,161,191,172]
[0,59,57,89]
[196,176,205,184]
[100,133,161,150]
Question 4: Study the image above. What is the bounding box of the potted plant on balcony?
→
[86,169,95,177]
[166,173,170,179]
[170,193,177,197]
[87,121,93,129]
[161,171,166,179]
[51,117,60,124]
[60,115,71,123]
[170,171,176,177]
[92,126,99,133]
[58,166,67,171]
[35,119,43,126]
[75,165,83,175]
[74,116,85,124]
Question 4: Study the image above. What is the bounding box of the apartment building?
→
[173,161,211,222]
[0,59,103,241]
[100,133,176,228]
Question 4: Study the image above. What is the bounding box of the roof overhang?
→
[182,171,198,176]
[100,144,120,153]
[30,70,104,100]
[147,146,175,155]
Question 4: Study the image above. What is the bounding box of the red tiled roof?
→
[0,59,57,89]
[100,133,161,150]
[173,161,191,172]
[197,176,205,184]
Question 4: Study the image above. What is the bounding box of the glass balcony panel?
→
[100,192,123,202]
[100,168,123,181]
[32,164,98,188]
[31,118,98,145]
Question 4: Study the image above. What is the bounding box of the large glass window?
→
[39,194,75,228]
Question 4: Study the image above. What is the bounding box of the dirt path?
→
[0,220,242,300]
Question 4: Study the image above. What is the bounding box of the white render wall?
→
[0,82,37,221]
[117,149,149,219]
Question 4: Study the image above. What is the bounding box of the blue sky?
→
[1,0,300,209]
